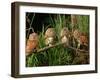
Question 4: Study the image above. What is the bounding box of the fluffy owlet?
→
[44,28,56,46]
[60,27,70,47]
[73,29,88,49]
[26,32,39,56]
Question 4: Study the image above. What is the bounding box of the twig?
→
[26,27,32,31]
[26,14,35,39]
[26,27,33,31]
[30,14,35,29]
[26,16,30,24]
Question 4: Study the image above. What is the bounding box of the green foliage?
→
[77,15,89,34]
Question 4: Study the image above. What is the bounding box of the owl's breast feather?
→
[45,37,54,45]
[26,40,38,53]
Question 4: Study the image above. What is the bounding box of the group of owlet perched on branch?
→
[26,27,88,56]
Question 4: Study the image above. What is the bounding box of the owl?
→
[26,32,39,56]
[73,29,88,49]
[44,28,56,46]
[60,27,70,47]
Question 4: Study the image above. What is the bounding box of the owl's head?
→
[60,27,69,38]
[29,32,38,41]
[45,28,56,39]
[73,29,80,39]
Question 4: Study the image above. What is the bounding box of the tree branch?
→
[36,42,63,53]
[34,42,89,53]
